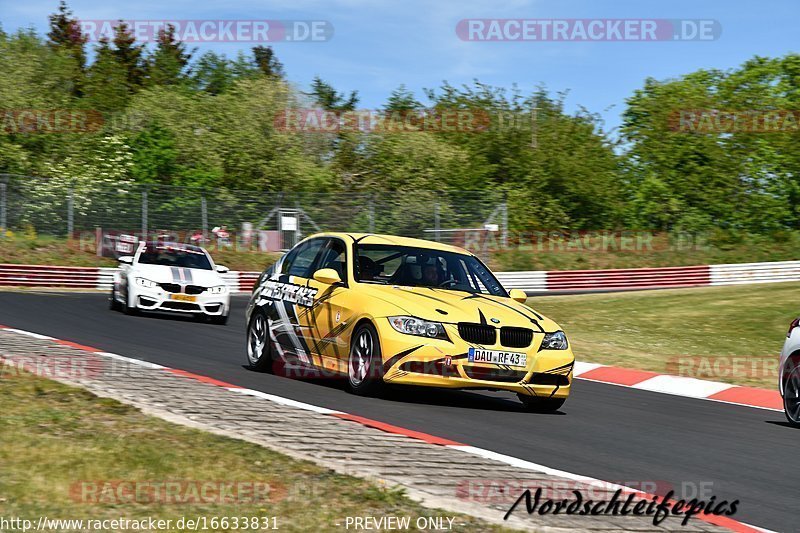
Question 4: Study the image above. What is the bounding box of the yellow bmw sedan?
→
[245,233,574,412]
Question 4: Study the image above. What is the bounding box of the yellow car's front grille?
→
[499,326,533,348]
[457,323,496,345]
[457,323,534,348]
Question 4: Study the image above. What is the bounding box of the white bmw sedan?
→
[110,241,231,324]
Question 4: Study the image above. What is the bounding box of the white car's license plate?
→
[468,348,527,367]
[170,294,197,302]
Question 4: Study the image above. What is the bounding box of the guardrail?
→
[1,260,799,293]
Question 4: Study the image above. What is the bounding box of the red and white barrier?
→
[0,264,110,289]
[545,264,711,292]
[2,260,800,293]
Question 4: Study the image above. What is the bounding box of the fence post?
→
[501,194,508,248]
[0,181,6,238]
[201,194,208,242]
[367,195,375,233]
[434,201,440,242]
[141,188,148,240]
[67,184,74,238]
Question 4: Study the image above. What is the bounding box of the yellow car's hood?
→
[357,283,560,331]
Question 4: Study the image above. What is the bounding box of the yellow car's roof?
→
[309,232,473,256]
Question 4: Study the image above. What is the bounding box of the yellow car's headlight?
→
[539,331,568,350]
[388,316,448,340]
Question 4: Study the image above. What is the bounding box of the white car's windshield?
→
[137,242,213,270]
[354,244,507,296]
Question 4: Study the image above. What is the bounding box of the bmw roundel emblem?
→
[490,318,500,324]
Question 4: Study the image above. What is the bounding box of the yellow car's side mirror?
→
[313,268,343,285]
[509,289,528,303]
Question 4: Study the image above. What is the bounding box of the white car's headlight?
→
[208,285,228,295]
[388,316,448,340]
[136,277,157,288]
[539,331,568,351]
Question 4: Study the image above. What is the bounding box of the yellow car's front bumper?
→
[379,324,574,398]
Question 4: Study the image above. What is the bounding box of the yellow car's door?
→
[304,237,352,375]
[273,237,327,366]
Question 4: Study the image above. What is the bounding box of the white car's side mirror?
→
[216,265,230,273]
[118,256,134,265]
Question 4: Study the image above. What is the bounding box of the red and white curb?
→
[0,324,776,533]
[573,362,783,411]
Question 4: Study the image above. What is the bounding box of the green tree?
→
[84,37,130,114]
[252,45,284,78]
[621,54,800,233]
[111,22,146,91]
[46,1,87,96]
[309,76,358,111]
[147,24,194,87]
[425,82,623,229]
[192,52,235,95]
[384,84,422,113]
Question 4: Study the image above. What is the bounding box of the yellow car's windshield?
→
[354,244,507,296]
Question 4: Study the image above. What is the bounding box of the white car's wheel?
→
[109,286,122,311]
[123,285,138,316]
[783,359,800,426]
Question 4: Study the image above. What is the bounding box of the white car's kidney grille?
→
[185,285,206,295]
[159,282,181,293]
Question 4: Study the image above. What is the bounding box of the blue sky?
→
[3,0,798,136]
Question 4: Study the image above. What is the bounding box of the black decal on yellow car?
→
[383,345,424,372]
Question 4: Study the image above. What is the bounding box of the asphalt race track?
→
[1,291,796,532]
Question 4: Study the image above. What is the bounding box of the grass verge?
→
[0,371,515,532]
[0,235,280,272]
[527,282,800,389]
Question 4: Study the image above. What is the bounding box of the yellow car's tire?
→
[247,310,274,373]
[348,323,385,396]
[518,394,566,413]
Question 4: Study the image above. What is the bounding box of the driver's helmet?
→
[358,256,378,280]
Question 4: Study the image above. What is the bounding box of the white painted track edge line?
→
[4,328,54,340]
[227,387,343,415]
[94,351,165,370]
